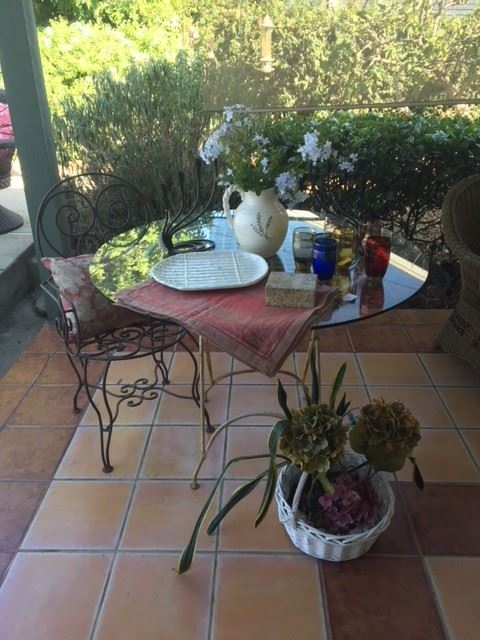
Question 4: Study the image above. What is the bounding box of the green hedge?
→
[297,108,480,250]
[39,1,480,115]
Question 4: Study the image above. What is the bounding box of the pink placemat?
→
[116,279,339,377]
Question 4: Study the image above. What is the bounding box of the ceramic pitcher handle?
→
[222,185,244,230]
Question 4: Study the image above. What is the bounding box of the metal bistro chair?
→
[439,174,480,374]
[37,172,207,472]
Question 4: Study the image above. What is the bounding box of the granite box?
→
[265,272,318,308]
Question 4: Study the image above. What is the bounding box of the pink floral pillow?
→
[0,103,14,141]
[41,254,145,340]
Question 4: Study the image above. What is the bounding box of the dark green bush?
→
[300,108,480,250]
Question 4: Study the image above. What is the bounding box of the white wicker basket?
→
[275,454,395,562]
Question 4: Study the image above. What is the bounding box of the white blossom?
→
[254,134,270,145]
[338,160,355,173]
[275,171,298,196]
[223,104,247,122]
[199,122,231,164]
[298,132,333,165]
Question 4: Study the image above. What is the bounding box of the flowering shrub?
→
[199,106,358,207]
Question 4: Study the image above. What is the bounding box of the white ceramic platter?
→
[150,250,269,291]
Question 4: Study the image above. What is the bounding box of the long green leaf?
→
[206,471,269,534]
[255,420,291,527]
[310,348,319,405]
[277,379,292,420]
[336,392,350,417]
[329,362,347,410]
[255,460,289,527]
[177,453,273,574]
[409,456,424,490]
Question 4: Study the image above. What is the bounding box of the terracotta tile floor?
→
[0,312,480,639]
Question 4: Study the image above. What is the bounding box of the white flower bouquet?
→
[199,105,358,207]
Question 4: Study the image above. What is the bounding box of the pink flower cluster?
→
[0,103,14,141]
[318,474,379,535]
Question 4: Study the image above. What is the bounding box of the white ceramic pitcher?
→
[222,186,289,258]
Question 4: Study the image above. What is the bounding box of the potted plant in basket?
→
[178,353,423,573]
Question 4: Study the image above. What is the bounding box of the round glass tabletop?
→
[89,215,429,328]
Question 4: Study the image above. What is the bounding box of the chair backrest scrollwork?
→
[36,172,153,258]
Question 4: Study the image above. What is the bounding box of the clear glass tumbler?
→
[292,226,316,273]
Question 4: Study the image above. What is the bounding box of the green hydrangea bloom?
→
[279,403,348,479]
[350,398,421,472]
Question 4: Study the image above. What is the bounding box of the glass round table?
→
[89,214,428,487]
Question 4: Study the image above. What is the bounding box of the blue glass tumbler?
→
[312,234,337,280]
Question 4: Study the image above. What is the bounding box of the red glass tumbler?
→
[364,235,391,278]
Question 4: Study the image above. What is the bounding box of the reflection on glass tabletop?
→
[89,215,429,328]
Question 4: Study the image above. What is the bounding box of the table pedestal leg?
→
[191,336,312,489]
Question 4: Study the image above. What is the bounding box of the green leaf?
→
[329,362,347,410]
[409,456,424,490]
[206,472,269,535]
[277,380,292,420]
[336,392,350,417]
[255,420,291,527]
[310,349,319,405]
[177,453,273,574]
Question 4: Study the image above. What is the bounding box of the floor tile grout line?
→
[316,561,333,640]
[207,350,234,640]
[6,476,479,486]
[400,321,418,352]
[0,382,89,575]
[420,556,455,640]
[419,359,480,474]
[344,323,356,354]
[88,354,164,640]
[393,481,455,638]
[0,350,50,388]
[12,547,432,557]
[351,350,370,403]
[0,480,50,592]
[0,379,39,431]
[454,429,480,476]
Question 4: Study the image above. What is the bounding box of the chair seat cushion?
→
[41,255,146,340]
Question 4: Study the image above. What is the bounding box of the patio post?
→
[0,0,61,316]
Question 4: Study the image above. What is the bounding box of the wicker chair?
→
[37,172,207,472]
[438,174,480,374]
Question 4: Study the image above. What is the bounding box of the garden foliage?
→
[38,0,480,253]
[54,54,209,211]
[37,0,480,110]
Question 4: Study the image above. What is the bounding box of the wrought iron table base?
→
[191,334,318,489]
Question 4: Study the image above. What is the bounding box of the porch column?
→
[0,0,59,250]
